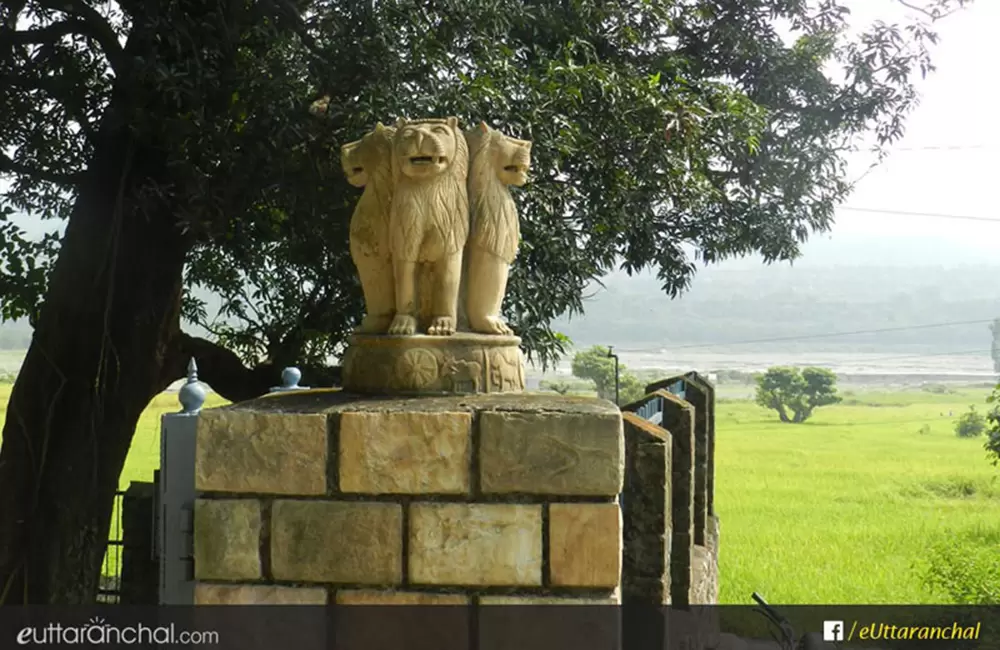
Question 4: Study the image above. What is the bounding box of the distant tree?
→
[990,319,1000,374]
[754,366,841,423]
[954,406,986,438]
[540,379,571,395]
[570,345,645,405]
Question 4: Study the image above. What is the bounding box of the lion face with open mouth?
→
[394,119,458,179]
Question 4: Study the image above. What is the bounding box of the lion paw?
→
[427,316,456,336]
[470,316,512,335]
[387,314,417,335]
[355,313,393,334]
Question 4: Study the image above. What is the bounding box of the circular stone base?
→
[341,333,525,395]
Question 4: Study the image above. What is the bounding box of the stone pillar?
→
[621,413,671,606]
[192,392,624,616]
[656,390,695,608]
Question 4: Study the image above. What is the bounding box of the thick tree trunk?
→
[0,123,188,603]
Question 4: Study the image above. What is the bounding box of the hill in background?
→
[2,230,997,360]
[556,231,1000,353]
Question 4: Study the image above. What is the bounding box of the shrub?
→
[917,424,931,436]
[921,533,1000,604]
[954,406,987,438]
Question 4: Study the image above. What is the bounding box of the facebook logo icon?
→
[823,621,845,642]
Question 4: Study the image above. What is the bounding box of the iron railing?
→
[98,489,126,603]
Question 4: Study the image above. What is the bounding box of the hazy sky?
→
[823,0,998,246]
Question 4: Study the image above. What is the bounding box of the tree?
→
[990,319,1000,374]
[570,345,645,405]
[986,384,1000,467]
[0,0,971,603]
[540,379,571,395]
[954,406,986,438]
[755,366,841,423]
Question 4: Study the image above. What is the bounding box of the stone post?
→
[192,392,625,642]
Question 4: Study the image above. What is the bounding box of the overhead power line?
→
[610,318,997,353]
[891,144,998,151]
[838,206,1000,223]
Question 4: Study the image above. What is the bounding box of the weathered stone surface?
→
[339,411,471,494]
[690,544,714,605]
[342,333,525,395]
[695,515,721,605]
[215,390,618,418]
[193,499,261,581]
[271,500,402,584]
[409,503,542,586]
[195,583,328,605]
[479,596,620,605]
[548,503,622,588]
[196,410,327,495]
[655,390,695,607]
[336,590,469,605]
[479,411,623,495]
[621,413,671,605]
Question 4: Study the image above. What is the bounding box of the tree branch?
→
[162,332,341,403]
[0,152,84,185]
[0,72,98,143]
[0,18,89,46]
[2,1,28,30]
[34,0,127,74]
[897,0,965,21]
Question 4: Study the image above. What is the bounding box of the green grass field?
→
[0,381,996,604]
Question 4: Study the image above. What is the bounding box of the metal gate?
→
[99,490,126,603]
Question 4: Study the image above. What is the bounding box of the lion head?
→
[466,121,532,188]
[341,122,395,188]
[393,117,465,180]
[465,121,531,262]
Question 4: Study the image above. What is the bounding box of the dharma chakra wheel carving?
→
[338,116,531,396]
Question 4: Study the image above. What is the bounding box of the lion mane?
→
[389,118,470,263]
[466,125,530,263]
[343,123,395,259]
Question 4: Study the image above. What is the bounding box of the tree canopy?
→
[1,0,973,395]
[570,345,645,405]
[987,385,1000,468]
[755,366,841,423]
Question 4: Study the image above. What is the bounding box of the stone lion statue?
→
[387,117,470,336]
[463,121,532,335]
[341,122,396,333]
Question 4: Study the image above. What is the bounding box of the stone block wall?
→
[621,413,671,605]
[191,393,624,606]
